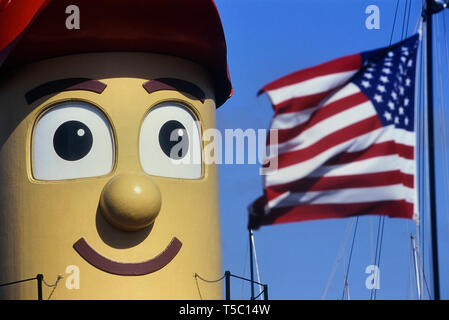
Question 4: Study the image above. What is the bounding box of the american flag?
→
[249,34,420,230]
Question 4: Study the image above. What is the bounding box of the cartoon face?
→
[0,53,222,299]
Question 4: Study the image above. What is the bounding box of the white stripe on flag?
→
[265,125,411,187]
[270,83,362,130]
[272,100,376,155]
[267,185,414,209]
[266,70,359,105]
[342,125,415,153]
[308,155,415,177]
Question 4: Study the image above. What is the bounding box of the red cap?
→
[0,0,232,106]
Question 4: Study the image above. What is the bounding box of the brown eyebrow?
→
[25,78,107,104]
[142,78,205,103]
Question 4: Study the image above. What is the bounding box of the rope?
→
[42,275,63,288]
[43,275,63,300]
[341,216,359,300]
[194,274,204,300]
[194,273,226,283]
[193,273,226,300]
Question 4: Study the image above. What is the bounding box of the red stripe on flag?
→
[257,200,413,227]
[325,140,414,165]
[266,170,414,200]
[273,115,383,170]
[273,91,334,113]
[259,54,362,93]
[272,91,369,145]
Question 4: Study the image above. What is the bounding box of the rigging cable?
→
[406,0,413,35]
[371,217,386,300]
[369,217,375,266]
[401,0,410,39]
[321,218,355,300]
[370,216,383,299]
[341,216,359,300]
[390,0,401,44]
[406,223,414,299]
[240,237,249,299]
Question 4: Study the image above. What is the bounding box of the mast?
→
[424,0,445,301]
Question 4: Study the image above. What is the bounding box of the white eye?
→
[139,102,202,179]
[32,102,114,180]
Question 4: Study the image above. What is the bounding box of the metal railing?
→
[0,274,43,300]
[224,271,268,300]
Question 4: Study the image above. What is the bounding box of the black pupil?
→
[159,120,188,159]
[53,120,93,161]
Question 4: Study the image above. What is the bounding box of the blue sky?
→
[214,0,449,300]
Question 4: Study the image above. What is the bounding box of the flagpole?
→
[425,0,441,301]
[249,229,255,300]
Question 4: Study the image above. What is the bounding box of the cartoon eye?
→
[139,102,202,179]
[32,102,114,180]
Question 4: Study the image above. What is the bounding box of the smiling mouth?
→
[73,237,182,276]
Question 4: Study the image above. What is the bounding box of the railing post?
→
[225,271,231,300]
[36,274,43,300]
[263,284,268,300]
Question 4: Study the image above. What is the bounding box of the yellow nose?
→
[99,172,162,231]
